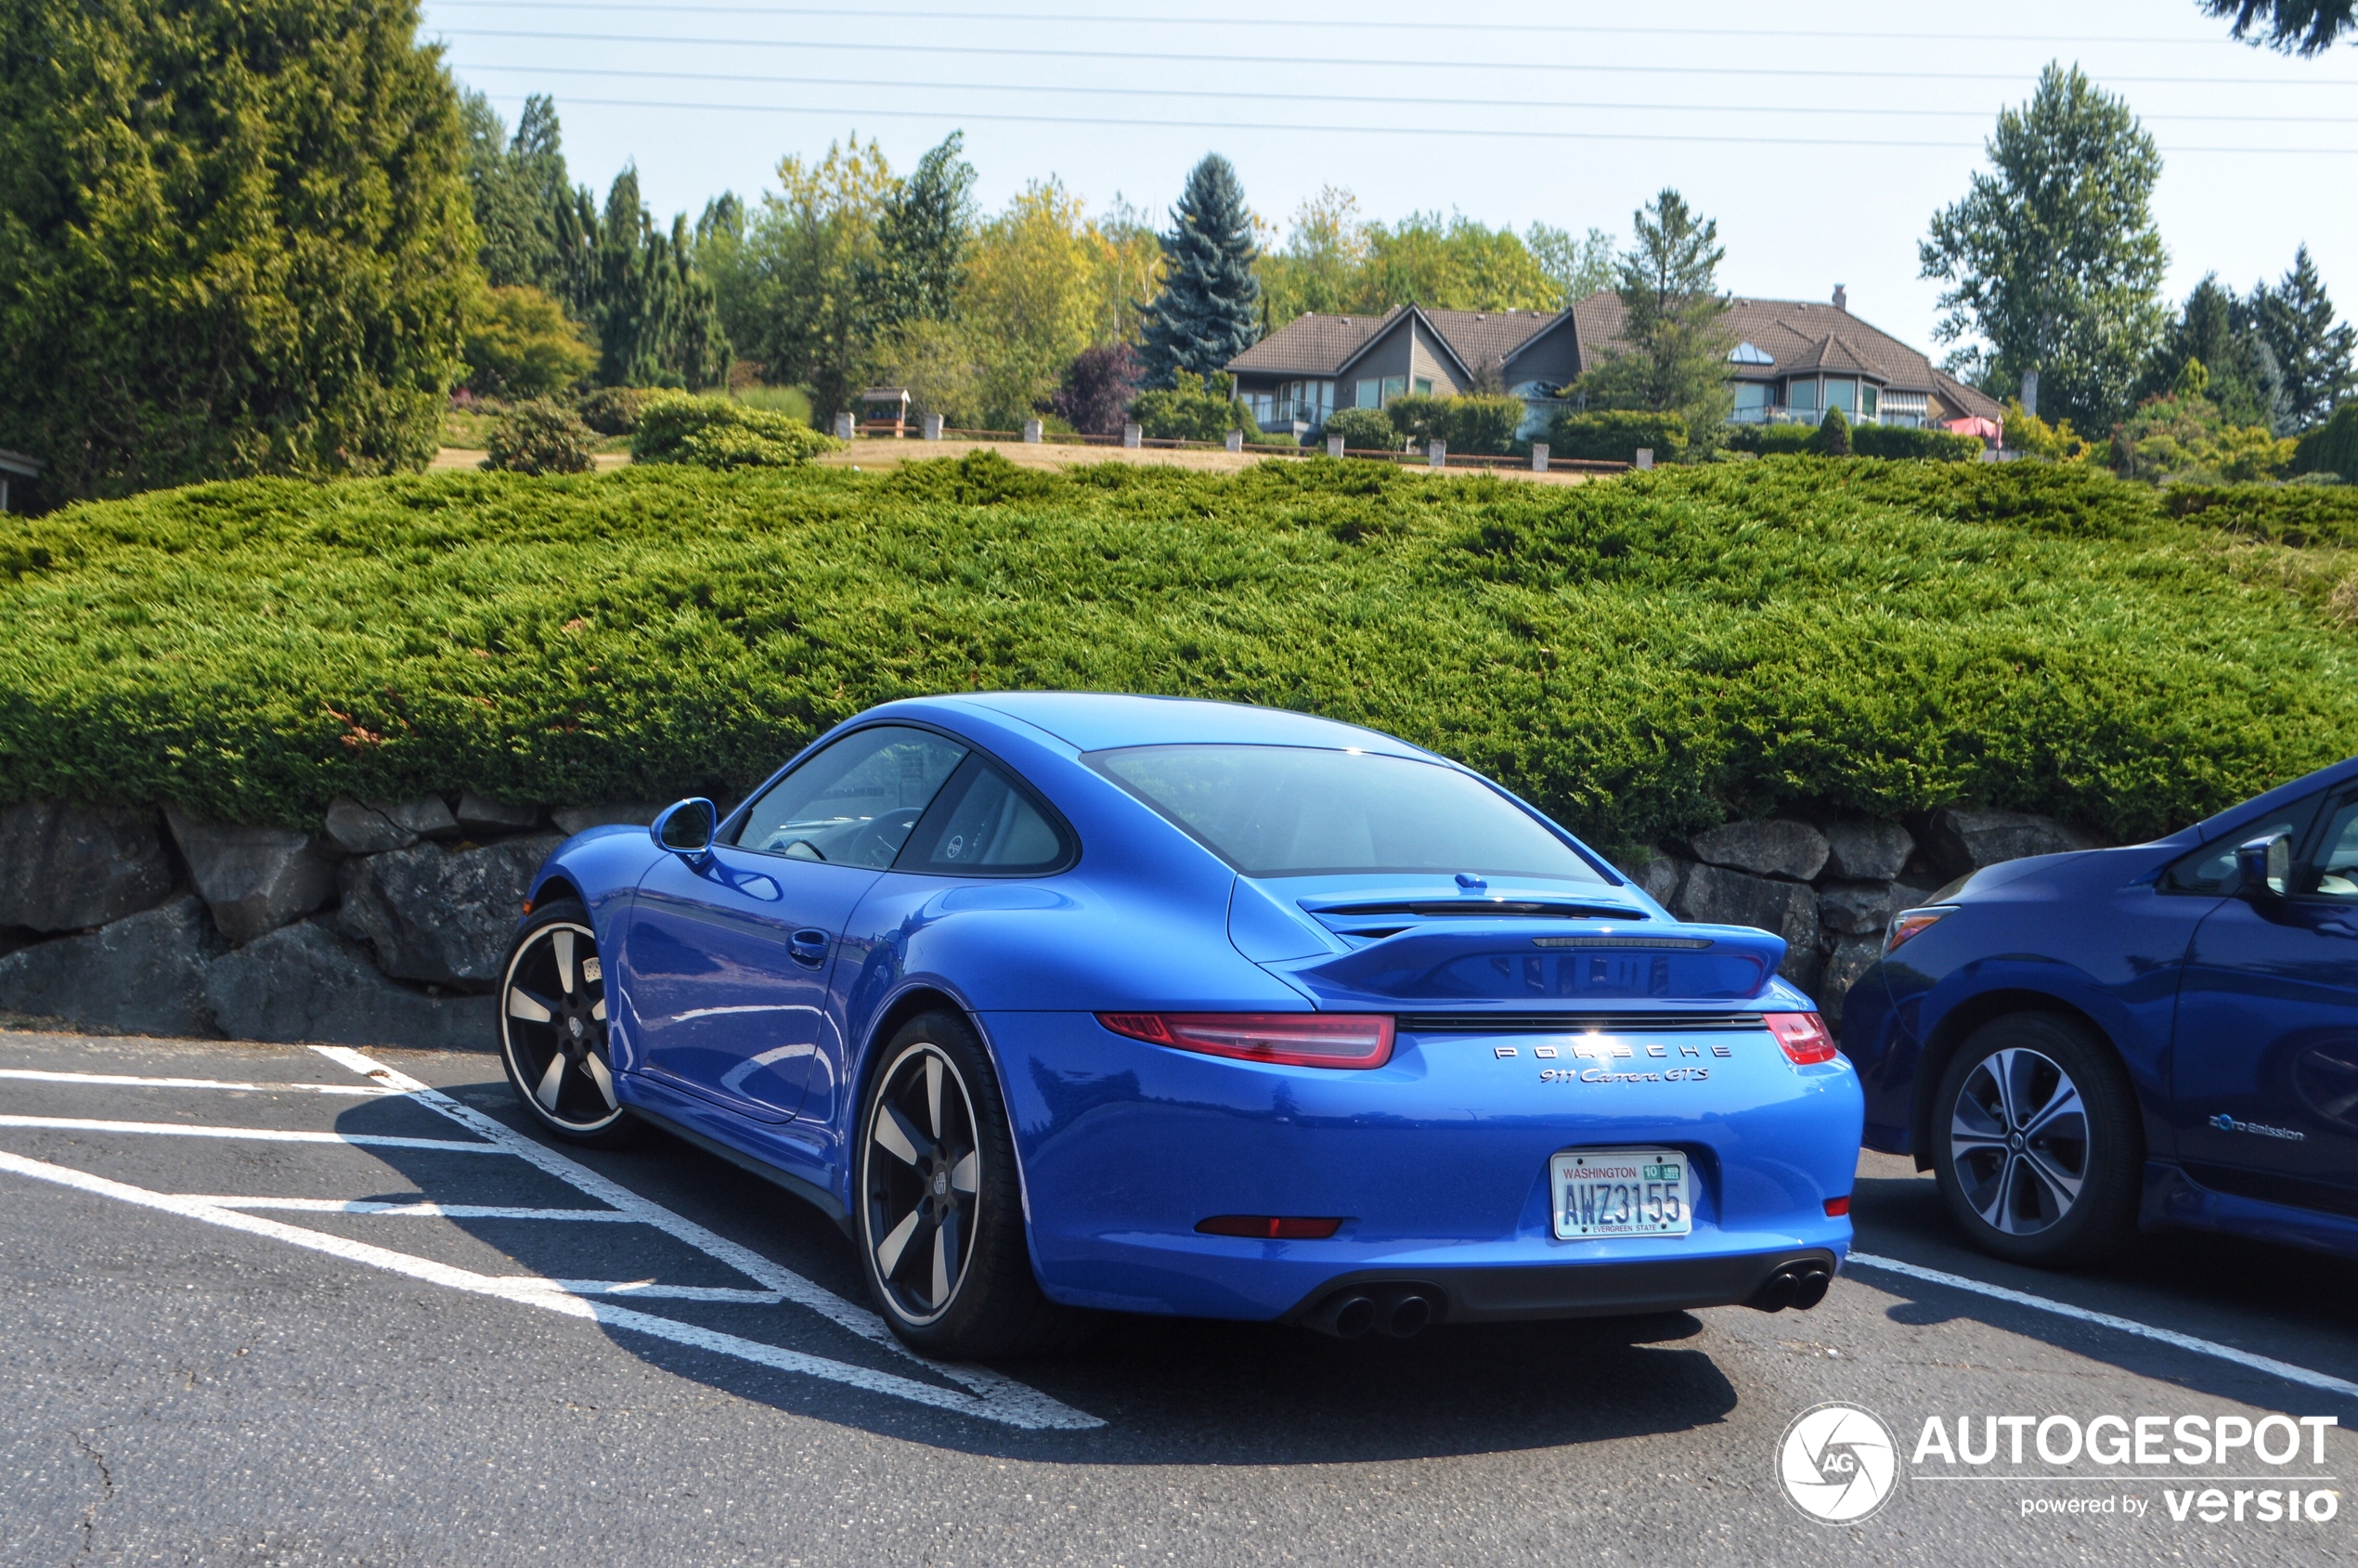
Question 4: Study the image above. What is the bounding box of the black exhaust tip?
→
[1791,1267,1833,1311]
[1307,1292,1378,1339]
[1379,1289,1432,1340]
[1748,1269,1800,1314]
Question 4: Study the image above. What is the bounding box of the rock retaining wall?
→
[0,795,2097,1047]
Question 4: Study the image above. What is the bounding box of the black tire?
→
[1930,1012,2141,1267]
[497,899,639,1147]
[855,1010,1087,1359]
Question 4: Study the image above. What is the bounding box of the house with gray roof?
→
[1225,287,2004,441]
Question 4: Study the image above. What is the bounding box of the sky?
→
[422,0,2358,359]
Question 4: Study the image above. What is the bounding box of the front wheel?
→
[1930,1013,2141,1266]
[498,900,637,1146]
[856,1010,1087,1358]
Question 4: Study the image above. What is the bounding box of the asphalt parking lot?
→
[3,1030,2353,1567]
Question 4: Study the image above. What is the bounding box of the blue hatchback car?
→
[1844,755,2358,1268]
[501,694,1862,1357]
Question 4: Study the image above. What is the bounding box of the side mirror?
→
[651,797,718,860]
[2235,832,2292,900]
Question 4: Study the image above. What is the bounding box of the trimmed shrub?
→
[1129,371,1278,444]
[1851,423,1983,462]
[1322,407,1398,451]
[2295,402,2358,483]
[1387,394,1524,455]
[1548,409,1689,465]
[481,400,596,475]
[463,285,593,399]
[577,387,664,436]
[1812,407,1852,457]
[1726,422,1819,457]
[630,394,842,469]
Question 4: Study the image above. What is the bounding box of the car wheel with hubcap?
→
[1931,1013,2140,1266]
[498,900,636,1146]
[857,1010,1087,1358]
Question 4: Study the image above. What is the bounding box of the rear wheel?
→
[498,900,637,1146]
[856,1010,1087,1358]
[1930,1013,2140,1266]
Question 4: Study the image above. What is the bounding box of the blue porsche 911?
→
[499,694,1862,1357]
[1843,753,2358,1269]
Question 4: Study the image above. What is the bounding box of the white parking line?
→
[312,1046,1099,1432]
[1847,1251,2358,1401]
[0,1148,1069,1427]
[0,1114,498,1152]
[0,1068,394,1095]
[188,1198,641,1220]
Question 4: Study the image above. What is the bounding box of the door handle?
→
[787,929,831,968]
[2320,920,2358,939]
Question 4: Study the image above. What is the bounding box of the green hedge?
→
[1850,422,1984,462]
[2,451,2354,850]
[1548,409,1689,465]
[1321,408,1398,450]
[1386,394,1525,455]
[629,394,841,469]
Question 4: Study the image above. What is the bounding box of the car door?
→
[622,725,969,1121]
[2171,784,2358,1208]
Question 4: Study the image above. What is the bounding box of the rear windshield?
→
[1089,744,1607,883]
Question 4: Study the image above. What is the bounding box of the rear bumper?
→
[1286,1247,1842,1326]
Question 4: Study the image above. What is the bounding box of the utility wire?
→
[434,29,2358,85]
[450,60,2358,123]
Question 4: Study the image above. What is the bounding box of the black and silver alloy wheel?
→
[1930,1013,2140,1267]
[862,1042,981,1327]
[498,901,631,1143]
[1947,1046,2086,1237]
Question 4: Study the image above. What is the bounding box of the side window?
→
[895,758,1072,875]
[2297,793,2358,901]
[2161,790,2325,895]
[732,726,967,868]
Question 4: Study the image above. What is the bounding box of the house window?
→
[1860,384,1879,421]
[1788,378,1819,415]
[1380,376,1406,405]
[1413,377,1433,397]
[1731,383,1772,423]
[1880,391,1927,429]
[1356,378,1379,408]
[1824,380,1857,416]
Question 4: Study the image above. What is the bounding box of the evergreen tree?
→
[2139,276,2287,433]
[2203,0,2356,54]
[862,132,977,330]
[461,91,571,291]
[1920,64,2170,433]
[551,167,730,389]
[0,0,478,499]
[1138,154,1261,388]
[2253,245,2357,427]
[1577,189,1734,445]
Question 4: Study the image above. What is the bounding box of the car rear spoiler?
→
[1265,921,1790,1008]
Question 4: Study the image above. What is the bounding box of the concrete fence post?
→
[923,413,944,441]
[1022,419,1043,444]
[1122,421,1142,448]
[1224,429,1242,453]
[1531,442,1549,474]
[1326,434,1344,459]
[833,411,855,441]
[1428,439,1446,469]
[1634,447,1653,470]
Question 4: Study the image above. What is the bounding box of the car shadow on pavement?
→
[336,1089,1742,1461]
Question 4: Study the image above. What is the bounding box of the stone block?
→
[551,803,663,836]
[1630,854,1689,909]
[337,835,562,989]
[1821,819,1915,883]
[1817,880,1895,936]
[1816,934,1886,1023]
[1689,819,1829,882]
[1928,810,2095,878]
[1673,862,1820,962]
[456,791,541,834]
[0,896,223,1036]
[322,797,460,855]
[0,801,175,932]
[205,919,494,1052]
[163,808,337,944]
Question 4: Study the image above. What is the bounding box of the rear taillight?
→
[1765,1012,1838,1066]
[1885,906,1955,955]
[1195,1215,1345,1239]
[1823,1196,1851,1217]
[1096,1012,1395,1069]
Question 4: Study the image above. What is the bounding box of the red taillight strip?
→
[1096,1012,1396,1069]
[1823,1196,1851,1218]
[1764,1012,1839,1066]
[1195,1215,1345,1239]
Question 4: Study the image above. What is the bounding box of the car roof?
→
[942,692,1438,758]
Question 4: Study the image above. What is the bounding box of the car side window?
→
[894,757,1072,875]
[2296,793,2358,901]
[2159,790,2324,895]
[732,726,968,869]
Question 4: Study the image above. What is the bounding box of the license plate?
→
[1550,1147,1692,1239]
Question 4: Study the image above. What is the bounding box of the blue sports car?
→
[499,694,1862,1357]
[1844,753,2358,1268]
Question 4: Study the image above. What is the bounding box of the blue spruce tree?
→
[1138,154,1262,388]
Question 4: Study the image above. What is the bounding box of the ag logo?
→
[1777,1402,1898,1524]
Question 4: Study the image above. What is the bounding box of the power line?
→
[434,29,2358,85]
[450,61,2358,124]
[424,1,2248,48]
[465,90,2357,153]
